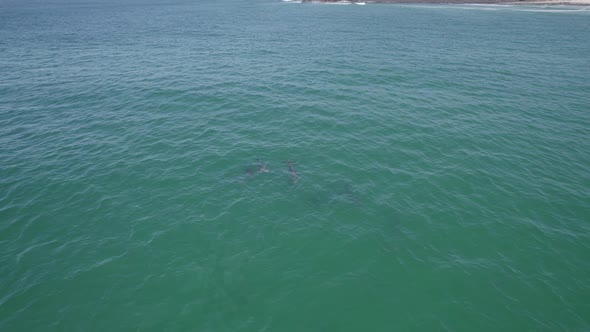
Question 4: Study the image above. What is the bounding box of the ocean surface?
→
[1,0,590,330]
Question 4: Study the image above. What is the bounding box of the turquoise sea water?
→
[1,0,590,330]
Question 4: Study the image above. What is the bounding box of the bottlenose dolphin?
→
[283,160,298,183]
[344,183,359,205]
[256,159,269,173]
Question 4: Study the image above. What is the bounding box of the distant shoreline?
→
[299,0,590,5]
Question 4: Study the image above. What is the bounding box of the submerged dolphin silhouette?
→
[256,159,269,173]
[283,160,298,183]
